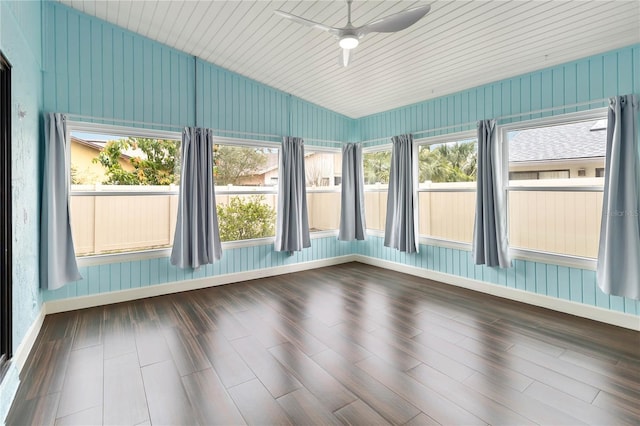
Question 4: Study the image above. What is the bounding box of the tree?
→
[214,145,268,185]
[94,137,180,185]
[363,151,392,184]
[419,142,477,183]
[217,196,276,241]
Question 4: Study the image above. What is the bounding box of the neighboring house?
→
[508,119,606,179]
[70,136,136,185]
[236,152,341,187]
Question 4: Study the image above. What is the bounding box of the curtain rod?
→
[64,113,282,140]
[360,97,609,146]
[64,113,344,145]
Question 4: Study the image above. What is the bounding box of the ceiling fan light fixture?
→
[339,35,359,50]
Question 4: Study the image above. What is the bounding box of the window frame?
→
[0,50,12,380]
[362,143,392,236]
[304,145,342,237]
[414,130,477,249]
[499,108,608,270]
[68,122,182,266]
[67,123,289,266]
[212,137,280,245]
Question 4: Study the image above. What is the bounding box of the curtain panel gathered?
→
[171,127,222,269]
[597,94,640,299]
[40,113,82,290]
[275,136,310,253]
[384,134,418,253]
[339,142,366,241]
[472,119,510,268]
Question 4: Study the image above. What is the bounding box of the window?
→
[363,147,391,231]
[69,126,284,256]
[214,142,279,242]
[69,125,181,257]
[305,149,341,232]
[504,113,606,259]
[0,51,12,377]
[416,134,477,243]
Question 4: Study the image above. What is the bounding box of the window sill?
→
[509,248,596,270]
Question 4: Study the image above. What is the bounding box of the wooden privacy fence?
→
[365,181,603,259]
[70,184,603,258]
[70,189,341,256]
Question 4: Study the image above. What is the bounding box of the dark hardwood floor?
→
[6,263,640,425]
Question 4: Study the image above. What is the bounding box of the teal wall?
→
[0,0,44,422]
[43,2,354,142]
[358,45,639,142]
[196,60,352,144]
[44,237,358,301]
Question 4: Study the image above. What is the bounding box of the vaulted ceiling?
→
[58,1,640,118]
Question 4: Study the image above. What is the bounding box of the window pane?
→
[305,151,342,188]
[214,145,278,186]
[417,139,477,242]
[305,150,341,232]
[215,193,277,242]
[507,119,606,258]
[508,119,606,185]
[418,140,477,184]
[418,188,475,243]
[508,190,603,258]
[214,145,278,242]
[363,150,391,230]
[71,194,178,256]
[70,131,181,256]
[363,150,391,185]
[307,192,341,232]
[71,132,180,186]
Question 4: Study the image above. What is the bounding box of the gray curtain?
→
[171,127,222,269]
[275,136,310,253]
[40,113,82,290]
[339,143,366,241]
[384,134,418,253]
[597,94,640,299]
[472,119,510,268]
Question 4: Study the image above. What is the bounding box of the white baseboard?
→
[2,307,45,425]
[44,255,357,314]
[353,255,640,331]
[12,307,45,372]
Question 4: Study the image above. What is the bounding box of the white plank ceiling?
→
[59,0,640,118]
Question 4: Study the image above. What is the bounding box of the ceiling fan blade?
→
[274,10,342,36]
[357,5,431,36]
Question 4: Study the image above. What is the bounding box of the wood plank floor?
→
[6,263,640,425]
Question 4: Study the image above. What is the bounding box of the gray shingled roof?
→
[509,120,606,162]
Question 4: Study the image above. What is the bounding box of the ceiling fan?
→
[274,0,431,67]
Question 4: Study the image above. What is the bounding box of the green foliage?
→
[216,195,276,242]
[70,163,99,185]
[363,151,392,184]
[419,142,477,183]
[93,137,180,185]
[70,164,81,184]
[214,145,268,185]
